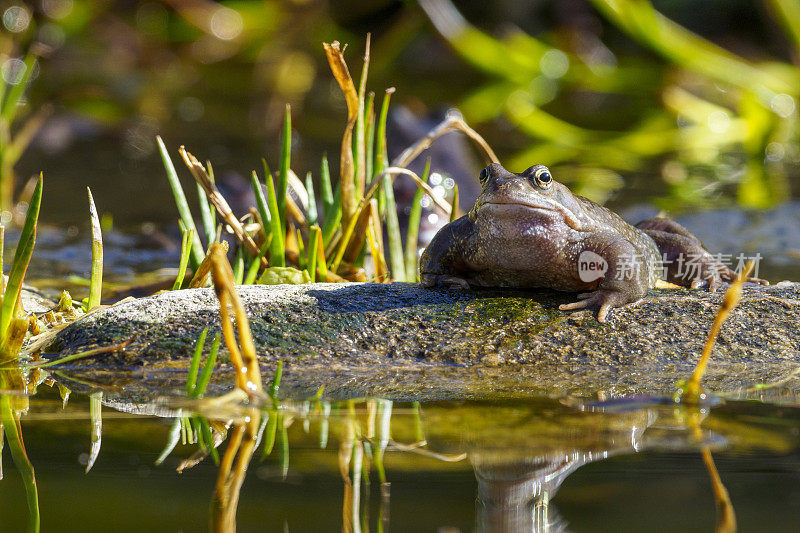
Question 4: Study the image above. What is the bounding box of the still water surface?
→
[1,385,799,532]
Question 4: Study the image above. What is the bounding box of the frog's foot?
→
[718,268,769,286]
[421,274,471,290]
[688,268,769,292]
[559,290,633,323]
[638,219,770,290]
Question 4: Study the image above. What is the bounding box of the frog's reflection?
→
[76,392,740,533]
[473,456,576,532]
[466,408,651,533]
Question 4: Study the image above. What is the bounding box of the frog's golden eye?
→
[534,168,553,188]
[479,167,490,184]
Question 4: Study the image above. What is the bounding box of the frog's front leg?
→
[559,236,649,322]
[419,216,473,289]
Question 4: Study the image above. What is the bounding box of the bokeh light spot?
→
[210,6,243,41]
[3,5,30,32]
[1,58,27,85]
[540,49,569,79]
[770,93,795,118]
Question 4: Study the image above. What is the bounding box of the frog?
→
[419,163,767,322]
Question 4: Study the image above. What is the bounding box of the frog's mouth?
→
[477,199,584,231]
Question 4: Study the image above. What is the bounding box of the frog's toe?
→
[559,299,591,311]
[719,270,769,285]
[559,290,631,323]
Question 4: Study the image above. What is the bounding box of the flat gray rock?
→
[45,282,800,401]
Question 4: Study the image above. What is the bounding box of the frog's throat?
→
[477,200,584,231]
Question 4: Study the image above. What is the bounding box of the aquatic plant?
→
[0,173,42,363]
[156,38,506,285]
[679,260,755,404]
[85,188,103,311]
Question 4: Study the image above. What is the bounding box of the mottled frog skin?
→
[420,163,766,322]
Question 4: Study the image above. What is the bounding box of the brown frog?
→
[420,163,767,322]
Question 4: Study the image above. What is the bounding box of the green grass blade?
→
[186,327,208,396]
[405,159,430,281]
[85,392,102,473]
[296,229,307,271]
[322,181,342,248]
[365,92,375,187]
[192,416,206,450]
[194,333,220,397]
[155,417,183,466]
[156,137,205,269]
[0,173,41,342]
[382,173,406,281]
[196,180,215,247]
[279,423,289,479]
[172,227,194,291]
[307,226,320,283]
[250,170,272,235]
[261,411,278,459]
[244,241,269,285]
[320,154,335,222]
[314,230,328,282]
[196,416,219,464]
[374,89,394,216]
[305,172,318,227]
[265,163,286,267]
[277,105,291,230]
[373,88,394,179]
[232,246,245,285]
[269,360,283,402]
[86,187,103,311]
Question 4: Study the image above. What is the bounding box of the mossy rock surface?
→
[46,282,800,400]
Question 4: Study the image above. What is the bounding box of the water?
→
[1,384,799,531]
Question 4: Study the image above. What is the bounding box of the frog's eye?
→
[479,167,490,184]
[534,168,553,188]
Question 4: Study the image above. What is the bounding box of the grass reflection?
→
[0,370,39,533]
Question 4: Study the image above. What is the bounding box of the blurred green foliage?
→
[420,0,800,208]
[2,0,799,218]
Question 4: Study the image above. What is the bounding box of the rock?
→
[21,286,56,313]
[45,282,800,400]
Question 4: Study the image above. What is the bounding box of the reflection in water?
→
[0,369,40,531]
[3,383,800,531]
[465,403,651,533]
[212,407,260,532]
[183,394,751,533]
